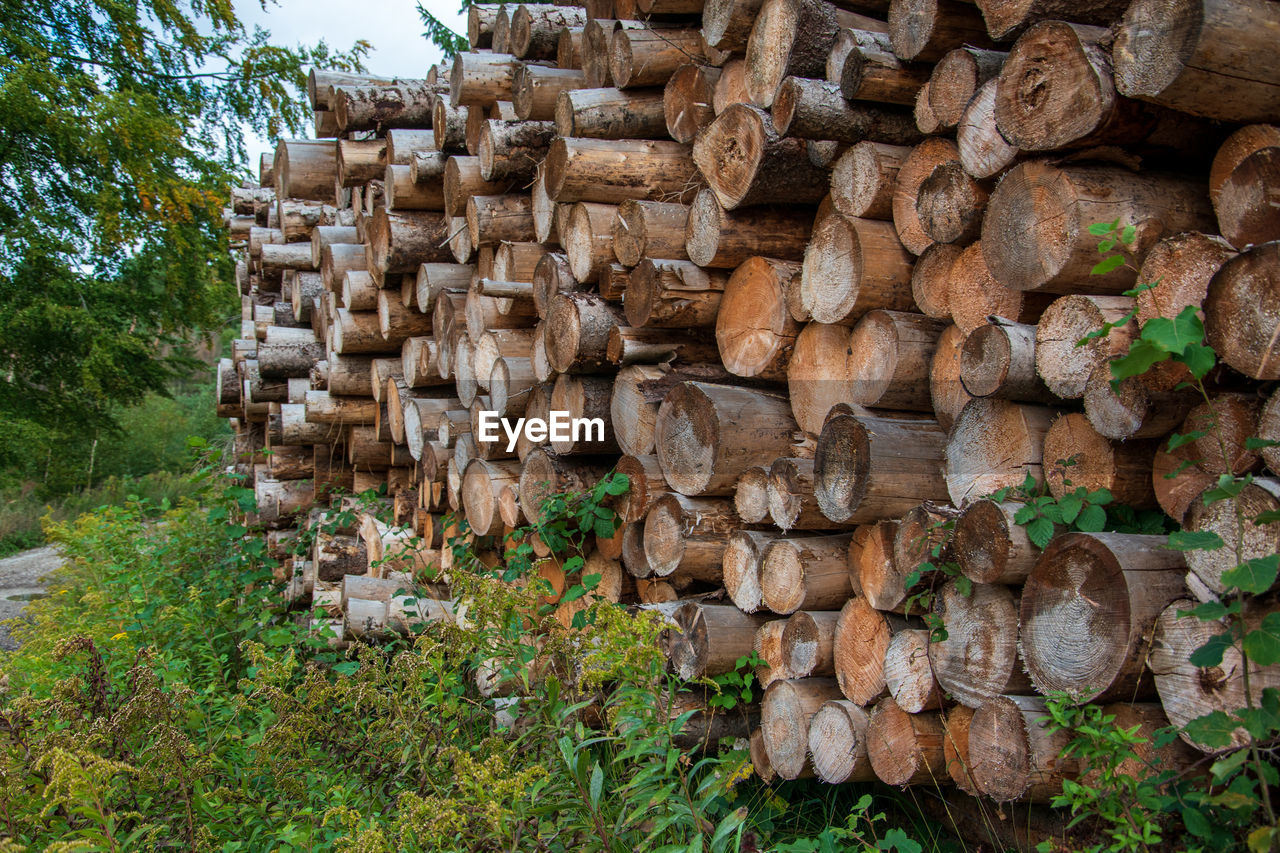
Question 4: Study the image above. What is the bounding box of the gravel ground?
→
[0,546,60,650]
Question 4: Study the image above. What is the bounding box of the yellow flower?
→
[111,632,127,640]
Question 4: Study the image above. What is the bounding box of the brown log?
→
[866,697,947,786]
[761,535,855,613]
[716,257,803,380]
[761,678,844,780]
[657,601,770,679]
[332,81,435,133]
[909,241,959,321]
[655,381,799,496]
[1205,241,1280,380]
[1135,231,1237,328]
[1083,366,1191,443]
[786,323,855,436]
[614,453,669,524]
[944,398,1057,504]
[310,225,358,270]
[443,156,507,219]
[1151,598,1280,752]
[981,161,1216,294]
[478,119,555,184]
[941,706,979,794]
[712,58,751,114]
[489,356,539,418]
[450,52,520,106]
[532,252,580,317]
[563,201,619,282]
[609,27,703,89]
[511,4,588,59]
[1210,124,1280,206]
[1184,480,1280,600]
[466,194,536,248]
[546,291,626,373]
[607,326,724,366]
[815,409,949,524]
[960,319,1055,403]
[549,373,619,454]
[913,80,943,135]
[893,137,959,257]
[1020,532,1186,702]
[1113,0,1280,124]
[625,258,725,327]
[331,309,395,355]
[518,448,613,524]
[664,64,721,144]
[744,0,871,108]
[831,141,910,221]
[846,310,945,411]
[928,47,1006,129]
[432,93,468,154]
[916,161,989,245]
[554,87,670,139]
[336,139,384,187]
[274,139,337,204]
[836,28,929,107]
[644,493,739,579]
[367,209,454,279]
[768,456,838,531]
[702,0,765,52]
[799,212,915,325]
[609,365,664,456]
[613,201,690,268]
[773,77,921,145]
[378,291,433,343]
[970,696,1075,803]
[887,0,992,63]
[956,79,1020,180]
[1034,295,1135,399]
[257,340,325,380]
[545,137,699,204]
[724,529,778,612]
[808,700,876,783]
[1043,412,1157,507]
[513,65,586,122]
[883,627,942,713]
[953,499,1038,586]
[267,445,314,481]
[259,243,315,275]
[692,104,830,209]
[929,580,1031,708]
[683,189,813,269]
[947,241,1053,335]
[557,26,586,70]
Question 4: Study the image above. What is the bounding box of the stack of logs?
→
[219,0,1280,843]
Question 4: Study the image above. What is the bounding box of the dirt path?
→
[0,546,60,650]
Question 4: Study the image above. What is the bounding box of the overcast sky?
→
[234,0,467,172]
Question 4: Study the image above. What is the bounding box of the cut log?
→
[799,212,915,325]
[744,0,868,108]
[834,596,895,704]
[513,65,586,122]
[768,457,836,532]
[607,326,723,366]
[960,319,1055,404]
[884,627,942,713]
[702,0,765,52]
[1042,413,1157,507]
[1020,532,1186,702]
[546,291,626,374]
[518,448,613,525]
[807,700,875,783]
[478,119,556,183]
[549,373,619,454]
[443,156,509,219]
[644,493,739,579]
[554,86,670,140]
[564,201,619,282]
[1113,0,1280,124]
[1034,295,1136,400]
[610,365,664,456]
[336,139,384,187]
[761,678,844,780]
[713,58,751,113]
[761,535,855,613]
[274,139,338,204]
[941,705,978,794]
[466,194,536,248]
[723,529,778,612]
[684,189,813,269]
[916,161,988,245]
[888,0,992,63]
[947,241,1053,335]
[626,258,725,328]
[1184,480,1280,600]
[692,104,830,210]
[944,398,1057,504]
[866,697,947,785]
[613,201,690,268]
[1135,231,1236,328]
[846,310,945,411]
[837,29,931,107]
[981,161,1215,294]
[773,77,922,145]
[432,93,468,153]
[928,47,1005,129]
[716,257,803,380]
[735,467,772,525]
[610,27,704,89]
[893,137,959,256]
[1204,241,1280,380]
[511,4,587,59]
[969,695,1075,803]
[1210,124,1280,207]
[657,601,770,679]
[956,79,1020,180]
[815,409,949,524]
[367,209,454,277]
[257,340,325,380]
[545,137,699,205]
[664,64,721,144]
[450,52,520,106]
[929,581,1030,708]
[333,81,436,133]
[655,382,799,496]
[462,457,523,536]
[831,141,910,222]
[954,499,1038,585]
[786,323,854,436]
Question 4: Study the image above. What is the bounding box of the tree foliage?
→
[0,0,368,465]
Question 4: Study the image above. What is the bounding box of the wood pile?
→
[220,0,1280,838]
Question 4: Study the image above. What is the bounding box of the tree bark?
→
[692,104,830,209]
[774,77,922,144]
[554,87,670,139]
[800,212,915,326]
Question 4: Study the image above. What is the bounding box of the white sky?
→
[233,0,467,173]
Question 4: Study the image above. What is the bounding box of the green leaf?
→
[878,828,923,853]
[1075,504,1107,532]
[582,572,602,590]
[1166,430,1207,452]
[604,473,631,495]
[1143,307,1206,354]
[1111,338,1170,382]
[1243,613,1280,665]
[1176,342,1217,379]
[1221,554,1279,594]
[1088,220,1118,237]
[1178,600,1229,621]
[1166,530,1225,551]
[1246,437,1280,450]
[1091,254,1126,276]
[1238,705,1280,740]
[1189,631,1234,668]
[1056,493,1083,524]
[1183,710,1239,749]
[589,762,603,809]
[1181,807,1212,839]
[1120,224,1137,244]
[1013,505,1037,525]
[1026,516,1055,549]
